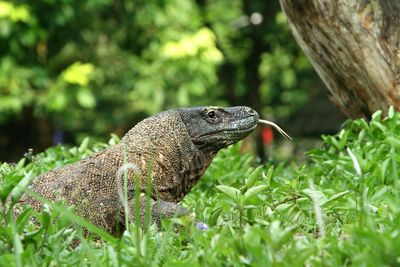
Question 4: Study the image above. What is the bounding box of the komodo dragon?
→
[19,106,260,234]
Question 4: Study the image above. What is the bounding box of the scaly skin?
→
[19,106,259,234]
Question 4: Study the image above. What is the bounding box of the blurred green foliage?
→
[0,0,315,143]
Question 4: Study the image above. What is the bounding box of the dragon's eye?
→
[207,111,216,119]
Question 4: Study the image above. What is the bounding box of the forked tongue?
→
[258,119,293,141]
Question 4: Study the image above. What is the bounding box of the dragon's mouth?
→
[197,118,292,140]
[213,125,257,138]
[197,119,257,139]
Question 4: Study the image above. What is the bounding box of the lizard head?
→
[178,106,259,153]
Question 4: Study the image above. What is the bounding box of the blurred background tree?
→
[0,0,344,161]
[280,0,400,119]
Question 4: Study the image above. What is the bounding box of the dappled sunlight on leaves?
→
[62,62,95,87]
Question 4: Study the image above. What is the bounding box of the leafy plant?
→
[2,109,400,265]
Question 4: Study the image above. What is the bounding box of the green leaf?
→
[242,165,264,192]
[371,186,389,201]
[76,87,96,108]
[264,166,274,187]
[371,121,386,133]
[109,134,120,145]
[78,137,90,153]
[321,190,351,207]
[387,105,395,119]
[10,172,33,204]
[0,254,16,267]
[385,136,400,148]
[36,209,50,230]
[208,207,223,227]
[216,185,241,201]
[15,207,33,233]
[338,129,349,149]
[15,158,26,170]
[62,62,95,86]
[12,224,23,267]
[302,188,328,205]
[0,173,21,203]
[244,185,268,201]
[371,110,382,121]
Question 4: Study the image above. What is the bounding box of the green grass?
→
[2,108,400,266]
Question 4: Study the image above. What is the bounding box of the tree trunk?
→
[279,0,400,118]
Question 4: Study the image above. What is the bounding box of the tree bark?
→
[279,0,400,118]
